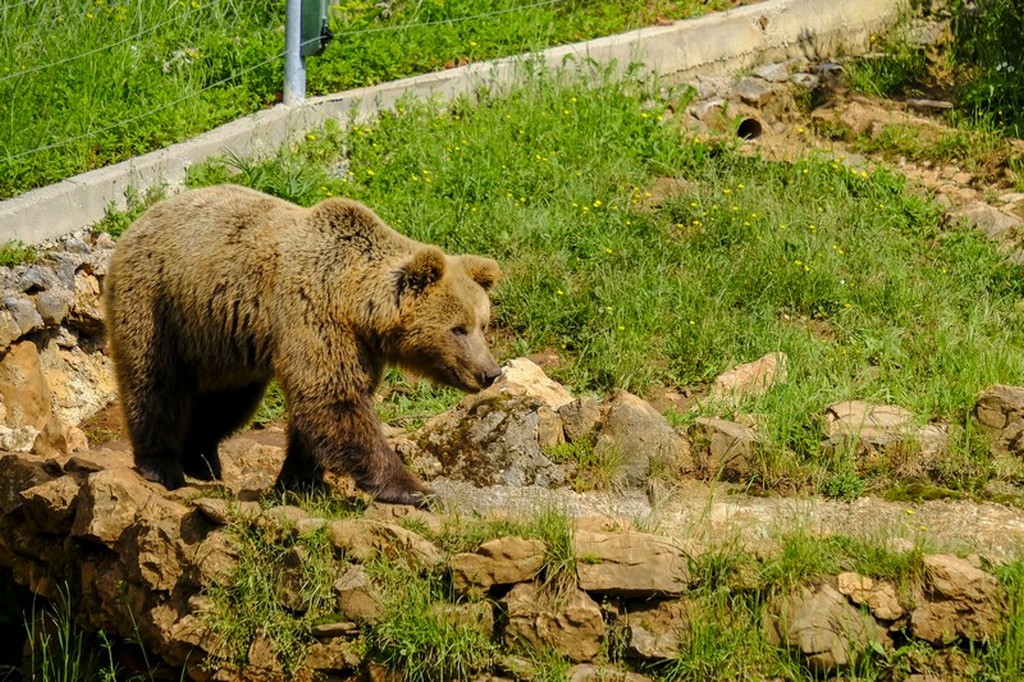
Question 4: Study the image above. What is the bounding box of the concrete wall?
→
[0,0,906,245]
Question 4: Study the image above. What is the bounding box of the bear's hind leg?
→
[183,382,268,481]
[121,375,191,490]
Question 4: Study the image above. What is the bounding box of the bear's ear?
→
[461,255,501,290]
[399,246,447,294]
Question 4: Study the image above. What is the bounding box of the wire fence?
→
[0,0,580,199]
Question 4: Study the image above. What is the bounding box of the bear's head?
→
[392,246,502,392]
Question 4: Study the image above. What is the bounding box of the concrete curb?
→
[1,0,906,245]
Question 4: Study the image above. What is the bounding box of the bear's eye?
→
[451,325,468,337]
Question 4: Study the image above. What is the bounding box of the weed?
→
[203,526,339,672]
[845,26,930,99]
[950,0,1024,135]
[545,435,624,492]
[977,560,1024,679]
[251,381,287,427]
[363,561,496,681]
[92,185,167,239]
[24,586,101,682]
[0,240,37,267]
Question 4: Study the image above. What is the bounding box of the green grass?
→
[0,0,740,200]
[184,66,1024,495]
[0,240,37,267]
[193,497,1021,679]
[362,561,497,681]
[949,0,1024,136]
[204,525,340,672]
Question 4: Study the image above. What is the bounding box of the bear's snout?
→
[481,365,503,388]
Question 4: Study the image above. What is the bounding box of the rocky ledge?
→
[0,438,1012,681]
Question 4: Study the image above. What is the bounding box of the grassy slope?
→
[0,0,738,200]
[178,67,1024,496]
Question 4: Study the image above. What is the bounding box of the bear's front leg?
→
[284,395,436,508]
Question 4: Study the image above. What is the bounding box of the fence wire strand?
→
[0,15,185,83]
[3,0,567,162]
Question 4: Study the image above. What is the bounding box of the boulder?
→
[0,340,65,454]
[710,352,788,401]
[593,391,693,486]
[325,518,441,569]
[975,384,1024,457]
[574,530,689,597]
[18,475,80,534]
[621,599,689,660]
[558,398,603,444]
[822,401,948,476]
[451,536,546,591]
[950,203,1022,241]
[333,565,380,623]
[503,582,604,662]
[415,392,569,488]
[837,572,905,621]
[691,417,759,481]
[567,664,652,682]
[766,583,889,673]
[910,554,1005,645]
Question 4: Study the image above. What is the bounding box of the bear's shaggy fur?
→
[103,184,501,506]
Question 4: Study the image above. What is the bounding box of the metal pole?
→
[284,0,305,105]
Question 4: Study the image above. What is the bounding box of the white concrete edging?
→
[0,0,906,245]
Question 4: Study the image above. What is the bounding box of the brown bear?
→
[103,184,501,506]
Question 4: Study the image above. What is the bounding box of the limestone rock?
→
[975,384,1024,456]
[275,546,314,613]
[753,62,791,83]
[837,572,905,621]
[766,583,889,673]
[310,621,359,638]
[593,391,693,486]
[950,202,1022,241]
[451,536,546,591]
[711,352,787,401]
[218,436,287,492]
[0,453,56,515]
[574,530,689,597]
[910,554,1005,644]
[558,397,603,443]
[302,637,362,674]
[68,271,105,334]
[492,357,574,410]
[192,530,240,586]
[34,288,73,326]
[503,582,604,662]
[193,497,262,525]
[19,475,80,534]
[415,392,568,488]
[0,310,21,350]
[5,295,44,335]
[0,424,41,453]
[691,417,759,481]
[70,468,181,546]
[822,401,948,476]
[621,599,689,660]
[364,500,443,534]
[325,518,441,569]
[0,340,65,454]
[333,565,380,623]
[38,339,117,427]
[567,664,652,682]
